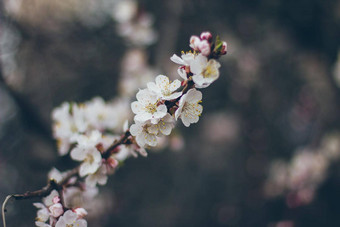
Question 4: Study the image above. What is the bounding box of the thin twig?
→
[2,195,13,227]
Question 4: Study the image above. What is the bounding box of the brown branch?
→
[102,130,131,159]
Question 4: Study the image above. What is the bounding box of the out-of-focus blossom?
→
[264,132,340,207]
[55,210,87,227]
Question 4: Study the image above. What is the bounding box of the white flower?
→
[170,53,195,66]
[35,221,51,227]
[43,190,59,207]
[63,186,98,209]
[147,75,182,100]
[112,0,137,23]
[48,168,64,183]
[74,208,88,219]
[52,103,89,156]
[85,165,108,187]
[130,121,158,147]
[33,203,49,223]
[190,54,220,88]
[170,53,195,80]
[70,131,103,177]
[55,210,87,227]
[175,89,203,127]
[131,89,167,124]
[84,97,118,131]
[49,203,63,218]
[156,114,175,136]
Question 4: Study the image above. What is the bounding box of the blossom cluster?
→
[130,32,227,148]
[34,190,87,227]
[33,32,227,227]
[113,0,157,46]
[264,132,340,207]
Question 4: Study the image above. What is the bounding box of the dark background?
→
[1,0,340,226]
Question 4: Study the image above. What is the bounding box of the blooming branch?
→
[2,31,228,227]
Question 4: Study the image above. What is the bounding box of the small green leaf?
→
[214,35,223,53]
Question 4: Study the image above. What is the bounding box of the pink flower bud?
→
[52,196,60,204]
[198,40,211,56]
[200,32,212,42]
[221,41,228,54]
[49,203,64,218]
[74,208,88,219]
[189,36,200,51]
[107,157,119,168]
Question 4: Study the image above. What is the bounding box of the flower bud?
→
[200,32,212,42]
[198,40,211,56]
[52,196,60,204]
[221,41,228,55]
[107,157,119,168]
[189,36,200,51]
[49,203,64,218]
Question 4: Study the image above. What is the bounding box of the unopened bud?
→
[198,40,211,56]
[107,157,119,168]
[52,196,60,204]
[200,32,212,42]
[221,41,228,55]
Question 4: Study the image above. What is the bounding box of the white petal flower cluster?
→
[41,31,227,227]
[34,190,68,227]
[52,97,132,156]
[130,31,226,150]
[55,210,87,227]
[52,98,137,193]
[113,0,157,46]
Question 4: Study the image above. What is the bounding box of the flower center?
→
[161,84,172,96]
[85,153,94,164]
[183,102,201,119]
[145,103,157,114]
[202,60,217,78]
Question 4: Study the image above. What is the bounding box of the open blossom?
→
[34,203,49,224]
[85,165,108,187]
[170,52,195,67]
[55,210,87,227]
[130,121,158,147]
[74,208,88,219]
[131,89,167,124]
[34,190,63,227]
[175,89,203,127]
[170,52,195,80]
[155,113,175,136]
[84,97,118,131]
[52,103,79,155]
[49,203,63,218]
[70,131,103,177]
[190,54,220,88]
[43,190,59,207]
[147,75,182,100]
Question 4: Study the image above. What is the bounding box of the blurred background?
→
[1,0,340,226]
